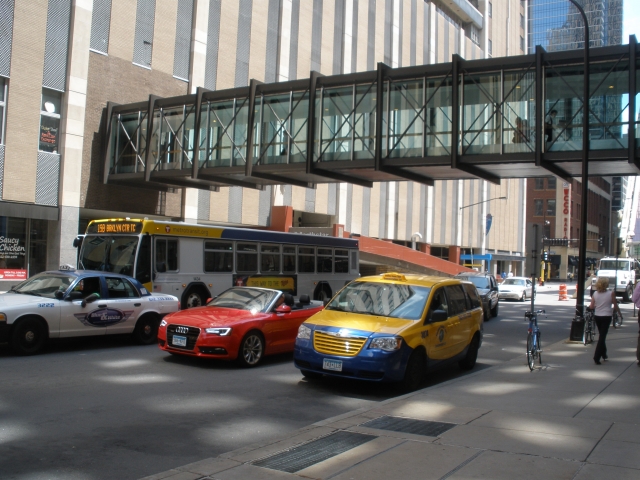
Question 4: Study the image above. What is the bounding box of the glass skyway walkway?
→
[105,38,640,191]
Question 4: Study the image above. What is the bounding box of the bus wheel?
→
[315,285,332,303]
[183,289,205,309]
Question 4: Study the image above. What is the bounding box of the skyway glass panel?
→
[150,105,196,171]
[637,68,640,149]
[545,65,585,152]
[388,80,424,158]
[425,77,452,157]
[111,111,147,174]
[317,84,376,162]
[587,61,628,151]
[463,73,500,155]
[258,91,309,165]
[201,98,249,167]
[503,71,535,153]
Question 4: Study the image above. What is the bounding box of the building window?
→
[489,2,492,17]
[547,176,556,189]
[534,178,545,190]
[0,77,6,144]
[520,13,524,29]
[488,40,492,56]
[534,199,543,216]
[520,36,525,51]
[39,89,61,153]
[546,199,556,216]
[90,0,112,54]
[133,0,156,68]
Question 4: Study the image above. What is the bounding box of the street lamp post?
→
[460,196,507,271]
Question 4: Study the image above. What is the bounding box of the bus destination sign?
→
[87,222,143,234]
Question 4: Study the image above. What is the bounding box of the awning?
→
[568,255,579,266]
[460,254,492,260]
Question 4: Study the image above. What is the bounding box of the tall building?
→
[0,0,530,289]
[525,0,625,280]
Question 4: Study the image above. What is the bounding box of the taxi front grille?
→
[313,331,367,357]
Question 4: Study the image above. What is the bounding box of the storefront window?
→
[0,217,28,281]
[0,77,6,144]
[39,89,62,153]
[29,220,49,277]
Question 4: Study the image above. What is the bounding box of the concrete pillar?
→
[269,205,293,232]
[449,245,461,265]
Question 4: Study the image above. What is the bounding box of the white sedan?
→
[498,277,534,301]
[0,268,179,355]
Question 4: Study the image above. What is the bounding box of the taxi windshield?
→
[326,281,431,320]
[78,235,139,275]
[209,287,279,313]
[12,273,74,298]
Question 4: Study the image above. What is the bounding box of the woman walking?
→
[589,277,622,365]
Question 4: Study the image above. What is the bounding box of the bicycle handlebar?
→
[525,309,545,318]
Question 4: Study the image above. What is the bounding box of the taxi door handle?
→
[134,303,141,307]
[98,304,107,308]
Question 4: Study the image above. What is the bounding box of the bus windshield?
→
[79,235,139,276]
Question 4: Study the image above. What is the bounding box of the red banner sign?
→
[0,269,27,280]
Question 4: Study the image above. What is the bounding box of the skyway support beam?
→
[456,163,500,185]
[540,161,572,184]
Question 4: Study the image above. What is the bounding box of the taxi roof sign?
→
[59,264,76,271]
[381,272,407,282]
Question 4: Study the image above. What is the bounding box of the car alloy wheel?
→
[239,332,264,367]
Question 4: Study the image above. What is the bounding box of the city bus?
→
[74,219,359,309]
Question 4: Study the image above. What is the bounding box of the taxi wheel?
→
[238,331,264,367]
[400,349,426,392]
[11,317,47,356]
[133,314,160,345]
[459,335,480,370]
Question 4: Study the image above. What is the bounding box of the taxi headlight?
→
[160,319,167,327]
[369,336,402,351]
[205,327,231,336]
[297,324,312,339]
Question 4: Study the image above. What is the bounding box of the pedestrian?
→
[632,281,640,366]
[589,277,622,365]
[508,271,513,278]
[501,271,507,280]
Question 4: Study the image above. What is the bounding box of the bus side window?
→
[283,246,296,273]
[298,247,315,273]
[136,235,151,284]
[317,248,333,273]
[156,239,178,272]
[335,249,349,273]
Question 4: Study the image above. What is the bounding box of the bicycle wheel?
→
[527,332,535,371]
[537,332,542,365]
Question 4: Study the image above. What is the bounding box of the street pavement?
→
[141,286,640,480]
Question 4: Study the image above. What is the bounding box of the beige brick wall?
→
[402,2,411,67]
[296,4,312,77]
[315,184,328,215]
[320,0,334,74]
[291,186,306,211]
[3,0,48,203]
[242,187,260,225]
[369,183,380,238]
[374,0,386,65]
[217,1,239,89]
[210,187,230,222]
[351,185,363,233]
[109,0,136,61]
[248,1,268,82]
[396,182,407,239]
[355,2,368,72]
[151,0,178,75]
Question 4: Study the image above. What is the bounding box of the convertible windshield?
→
[79,235,139,276]
[209,288,279,313]
[326,282,431,320]
[12,273,74,298]
[457,276,490,289]
[502,279,526,286]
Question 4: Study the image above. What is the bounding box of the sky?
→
[624,0,640,42]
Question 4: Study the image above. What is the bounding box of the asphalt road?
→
[0,288,604,480]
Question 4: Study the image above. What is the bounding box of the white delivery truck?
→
[590,257,639,301]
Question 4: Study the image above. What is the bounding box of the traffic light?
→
[542,251,549,262]
[598,236,603,247]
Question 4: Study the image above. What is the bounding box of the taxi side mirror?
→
[81,293,100,308]
[55,290,64,300]
[429,309,448,323]
[275,304,291,314]
[67,291,83,301]
[206,298,212,304]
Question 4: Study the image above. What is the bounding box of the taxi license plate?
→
[172,335,187,347]
[323,359,342,372]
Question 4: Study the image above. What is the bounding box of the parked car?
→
[498,276,534,301]
[0,266,179,355]
[158,287,324,367]
[293,272,484,391]
[454,272,499,321]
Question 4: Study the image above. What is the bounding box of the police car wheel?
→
[11,317,47,356]
[133,314,160,345]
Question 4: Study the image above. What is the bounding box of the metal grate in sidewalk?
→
[362,415,457,437]
[252,431,376,473]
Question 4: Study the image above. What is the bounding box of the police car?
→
[0,266,179,355]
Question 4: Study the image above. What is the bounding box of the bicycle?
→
[526,309,545,371]
[583,308,597,345]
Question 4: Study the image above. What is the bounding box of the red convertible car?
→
[158,287,324,366]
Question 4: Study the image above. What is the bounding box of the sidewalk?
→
[142,325,640,480]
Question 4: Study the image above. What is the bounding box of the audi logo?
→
[176,326,189,334]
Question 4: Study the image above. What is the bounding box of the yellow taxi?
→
[293,273,484,391]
